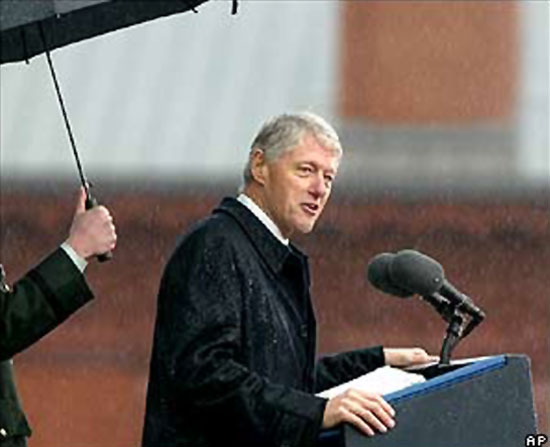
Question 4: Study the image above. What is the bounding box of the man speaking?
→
[142,112,436,447]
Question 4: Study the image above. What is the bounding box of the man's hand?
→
[383,347,439,368]
[322,389,396,437]
[66,188,117,260]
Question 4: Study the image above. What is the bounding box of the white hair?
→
[241,112,342,189]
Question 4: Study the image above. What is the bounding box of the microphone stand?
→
[420,293,476,365]
[439,310,464,365]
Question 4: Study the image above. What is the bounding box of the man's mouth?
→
[301,203,320,216]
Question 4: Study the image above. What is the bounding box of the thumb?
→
[74,187,87,214]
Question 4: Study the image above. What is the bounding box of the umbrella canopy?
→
[0,0,212,64]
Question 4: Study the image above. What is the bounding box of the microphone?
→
[389,250,485,320]
[366,252,412,298]
[367,252,454,320]
[367,249,486,364]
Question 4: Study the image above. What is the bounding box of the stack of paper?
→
[317,366,426,399]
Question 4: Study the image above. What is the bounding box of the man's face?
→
[260,134,340,238]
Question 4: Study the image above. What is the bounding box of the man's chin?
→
[295,221,316,235]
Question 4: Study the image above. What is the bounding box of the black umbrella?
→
[0,0,221,64]
[0,0,236,260]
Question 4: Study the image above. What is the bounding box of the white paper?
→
[316,366,426,399]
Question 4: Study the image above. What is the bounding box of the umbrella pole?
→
[37,24,89,195]
[37,23,113,262]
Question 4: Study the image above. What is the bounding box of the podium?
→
[318,354,537,447]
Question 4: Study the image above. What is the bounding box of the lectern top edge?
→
[384,354,507,404]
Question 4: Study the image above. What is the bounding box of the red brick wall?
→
[1,189,548,446]
[341,1,519,123]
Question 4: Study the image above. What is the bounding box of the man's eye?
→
[299,166,313,174]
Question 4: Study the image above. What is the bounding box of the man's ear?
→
[250,148,268,185]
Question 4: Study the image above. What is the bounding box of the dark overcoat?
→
[0,249,93,446]
[142,198,385,447]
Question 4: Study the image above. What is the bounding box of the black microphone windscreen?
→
[389,249,445,296]
[367,253,412,298]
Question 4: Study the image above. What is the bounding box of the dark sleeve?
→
[158,231,327,447]
[314,346,386,393]
[0,248,93,361]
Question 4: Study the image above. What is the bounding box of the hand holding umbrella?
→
[38,22,112,261]
[0,0,232,261]
[67,187,117,261]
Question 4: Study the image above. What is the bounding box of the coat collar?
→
[214,197,307,274]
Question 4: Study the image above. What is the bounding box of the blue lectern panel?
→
[384,355,506,403]
[319,354,537,447]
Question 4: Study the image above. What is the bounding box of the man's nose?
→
[309,174,327,198]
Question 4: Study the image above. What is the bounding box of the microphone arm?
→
[418,293,463,364]
[420,293,455,323]
[461,307,485,338]
[420,292,486,365]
